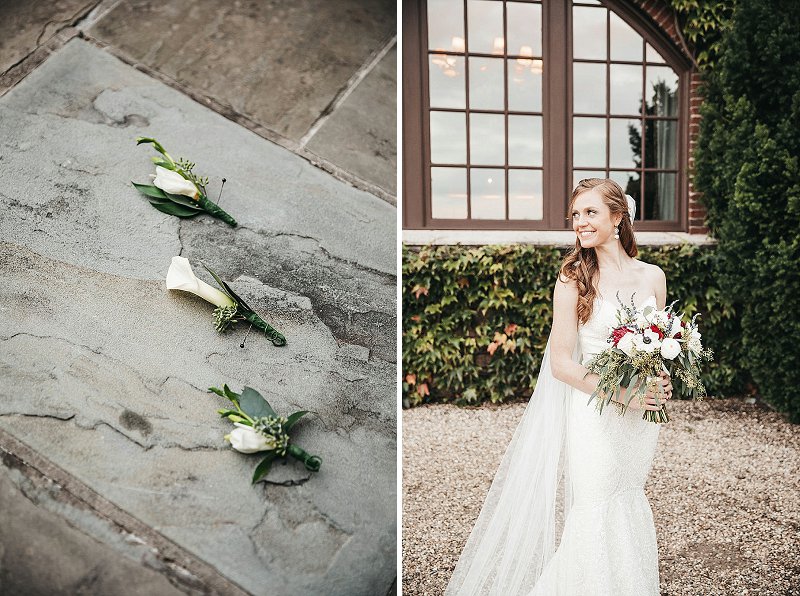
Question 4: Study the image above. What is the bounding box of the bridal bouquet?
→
[211,384,322,483]
[585,294,713,423]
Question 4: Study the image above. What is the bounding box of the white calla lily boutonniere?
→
[132,137,237,227]
[166,256,286,346]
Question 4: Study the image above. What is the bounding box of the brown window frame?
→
[403,0,692,232]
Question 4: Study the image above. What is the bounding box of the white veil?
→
[444,337,578,595]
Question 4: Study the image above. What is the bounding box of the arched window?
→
[403,0,692,232]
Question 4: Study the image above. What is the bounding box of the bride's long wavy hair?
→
[559,178,638,325]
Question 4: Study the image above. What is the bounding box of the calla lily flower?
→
[152,166,199,199]
[166,256,234,308]
[227,422,277,453]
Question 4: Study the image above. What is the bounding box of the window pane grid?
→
[571,1,679,222]
[426,0,544,222]
[419,0,684,229]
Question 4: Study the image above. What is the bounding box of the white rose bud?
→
[660,337,681,360]
[166,256,234,308]
[152,165,199,199]
[618,333,636,357]
[226,423,277,453]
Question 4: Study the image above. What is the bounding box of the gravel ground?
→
[402,398,800,596]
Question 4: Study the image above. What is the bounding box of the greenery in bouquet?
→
[586,293,713,423]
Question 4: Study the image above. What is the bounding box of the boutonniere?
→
[166,256,286,346]
[131,137,237,227]
[210,384,322,483]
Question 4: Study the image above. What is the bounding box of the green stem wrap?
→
[287,444,322,472]
[198,194,237,227]
[243,311,287,347]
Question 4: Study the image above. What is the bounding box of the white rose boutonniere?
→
[211,384,322,483]
[131,137,237,226]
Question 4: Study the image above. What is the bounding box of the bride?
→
[445,178,673,596]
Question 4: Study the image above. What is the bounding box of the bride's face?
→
[571,190,621,248]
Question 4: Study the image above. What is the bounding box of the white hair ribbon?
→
[625,194,636,222]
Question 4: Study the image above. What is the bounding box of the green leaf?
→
[202,264,256,313]
[151,157,175,170]
[132,182,167,199]
[149,200,201,218]
[252,452,279,484]
[284,410,309,431]
[239,386,277,419]
[209,386,225,398]
[136,137,171,161]
[222,384,240,405]
[164,192,203,210]
[202,264,236,303]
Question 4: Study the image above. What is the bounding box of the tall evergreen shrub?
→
[694,0,800,421]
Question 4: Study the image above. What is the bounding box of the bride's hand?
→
[619,373,673,411]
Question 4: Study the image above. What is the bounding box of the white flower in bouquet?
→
[618,332,636,357]
[227,422,277,453]
[651,310,669,327]
[688,328,703,355]
[152,165,199,199]
[669,316,683,338]
[660,337,681,360]
[166,256,234,308]
[634,328,662,353]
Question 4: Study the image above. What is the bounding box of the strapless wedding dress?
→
[445,295,661,596]
[530,295,661,595]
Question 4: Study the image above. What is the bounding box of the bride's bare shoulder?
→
[633,259,666,283]
[632,259,667,302]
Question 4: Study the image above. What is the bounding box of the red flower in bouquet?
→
[611,326,633,346]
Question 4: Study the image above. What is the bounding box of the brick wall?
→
[633,0,708,235]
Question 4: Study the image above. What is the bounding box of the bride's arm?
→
[549,277,600,395]
[653,264,667,309]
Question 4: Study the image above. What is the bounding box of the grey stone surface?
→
[88,0,396,143]
[0,0,95,74]
[0,39,395,596]
[0,453,187,596]
[307,44,397,196]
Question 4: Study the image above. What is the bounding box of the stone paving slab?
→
[307,44,397,196]
[88,0,396,143]
[0,0,96,74]
[0,38,395,596]
[0,448,187,596]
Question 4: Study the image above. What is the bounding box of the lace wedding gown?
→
[445,295,661,596]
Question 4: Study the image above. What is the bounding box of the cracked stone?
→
[0,37,395,595]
